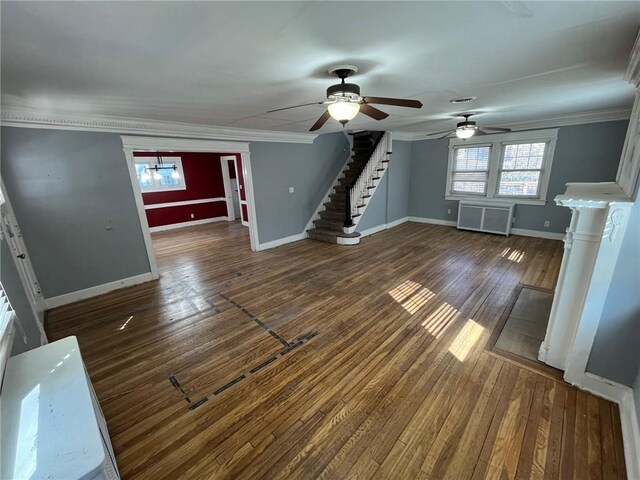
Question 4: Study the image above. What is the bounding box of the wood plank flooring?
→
[45,221,627,479]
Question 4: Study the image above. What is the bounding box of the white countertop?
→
[1,336,108,480]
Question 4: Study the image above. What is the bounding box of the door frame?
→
[0,182,48,344]
[228,155,250,227]
[219,155,237,221]
[120,136,261,279]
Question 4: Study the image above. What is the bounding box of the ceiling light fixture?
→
[327,101,360,125]
[450,96,477,104]
[455,125,477,139]
[144,154,179,180]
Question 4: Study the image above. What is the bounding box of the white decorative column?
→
[539,182,633,384]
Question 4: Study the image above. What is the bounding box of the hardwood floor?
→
[46,221,627,479]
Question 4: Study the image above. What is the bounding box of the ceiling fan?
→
[426,113,511,140]
[267,65,423,131]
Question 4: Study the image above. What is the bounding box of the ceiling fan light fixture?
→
[455,125,476,139]
[328,101,360,123]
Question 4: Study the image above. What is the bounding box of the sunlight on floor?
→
[448,319,484,361]
[389,280,436,315]
[119,316,134,331]
[500,247,525,263]
[420,302,458,338]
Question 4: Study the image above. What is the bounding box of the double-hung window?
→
[450,145,491,195]
[134,156,186,192]
[496,142,546,198]
[445,129,557,205]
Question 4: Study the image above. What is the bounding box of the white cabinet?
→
[1,336,120,480]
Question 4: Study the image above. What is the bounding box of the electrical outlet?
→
[447,208,452,215]
[544,220,550,227]
[190,213,195,219]
[289,187,295,193]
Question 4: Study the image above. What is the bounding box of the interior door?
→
[0,184,47,342]
[230,179,240,218]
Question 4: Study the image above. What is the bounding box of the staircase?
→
[307,131,392,245]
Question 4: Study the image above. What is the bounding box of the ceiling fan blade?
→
[359,104,389,121]
[426,129,455,137]
[362,96,423,109]
[267,101,325,113]
[309,110,331,131]
[475,129,488,136]
[438,132,454,140]
[481,126,512,133]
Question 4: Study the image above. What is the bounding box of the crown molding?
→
[0,106,318,144]
[393,107,632,141]
[625,28,640,87]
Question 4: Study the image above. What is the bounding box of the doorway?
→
[220,155,244,225]
[0,182,47,346]
[121,137,261,279]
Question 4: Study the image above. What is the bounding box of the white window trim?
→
[449,142,492,197]
[445,129,558,206]
[134,155,187,192]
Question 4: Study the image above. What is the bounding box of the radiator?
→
[457,201,515,236]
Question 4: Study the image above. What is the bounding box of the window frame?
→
[449,143,492,197]
[445,129,558,206]
[134,155,187,193]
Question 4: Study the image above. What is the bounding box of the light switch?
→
[289,187,295,193]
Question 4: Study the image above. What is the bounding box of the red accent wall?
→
[146,203,228,228]
[241,203,249,224]
[134,151,241,228]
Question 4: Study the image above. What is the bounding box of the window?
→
[450,146,491,195]
[134,156,186,192]
[497,142,546,197]
[445,129,557,205]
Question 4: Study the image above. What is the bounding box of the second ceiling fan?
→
[267,65,423,131]
[426,113,511,140]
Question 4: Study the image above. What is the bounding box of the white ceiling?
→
[1,1,639,134]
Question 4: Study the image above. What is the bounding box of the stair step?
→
[307,228,340,243]
[323,202,344,212]
[307,228,361,244]
[320,210,345,221]
[314,218,344,229]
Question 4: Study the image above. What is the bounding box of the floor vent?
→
[457,201,515,236]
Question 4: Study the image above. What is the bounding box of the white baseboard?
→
[407,216,565,240]
[358,223,388,238]
[407,216,457,227]
[358,217,410,238]
[387,216,410,229]
[149,216,229,232]
[257,232,307,251]
[45,272,155,309]
[569,372,640,479]
[511,227,564,240]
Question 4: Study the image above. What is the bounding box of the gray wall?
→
[1,127,151,298]
[356,140,412,232]
[0,127,350,298]
[1,240,44,354]
[586,197,640,386]
[250,132,350,244]
[408,121,629,234]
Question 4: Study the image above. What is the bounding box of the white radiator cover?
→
[457,200,515,236]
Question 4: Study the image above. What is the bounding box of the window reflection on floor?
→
[388,280,435,315]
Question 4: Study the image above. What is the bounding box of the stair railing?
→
[344,132,392,226]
